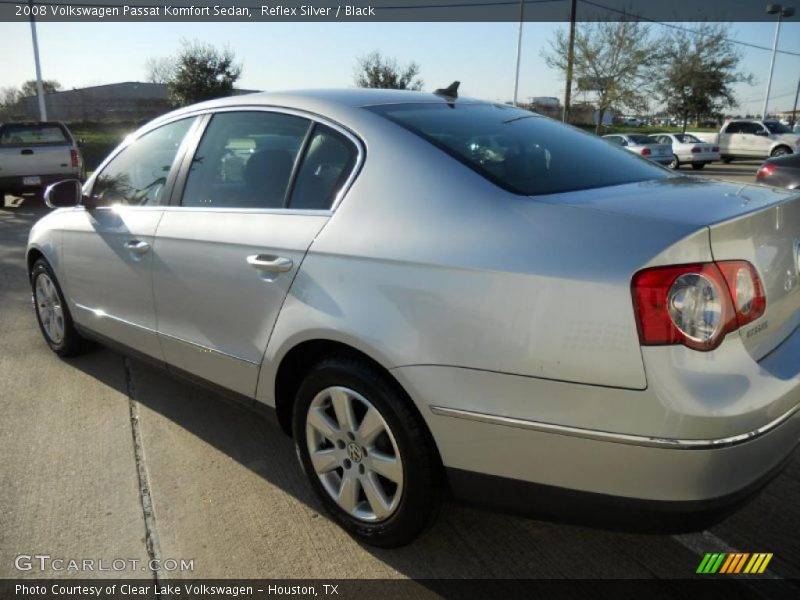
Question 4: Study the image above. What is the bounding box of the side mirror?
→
[755,129,768,136]
[44,179,83,209]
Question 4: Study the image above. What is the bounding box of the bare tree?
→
[145,56,176,85]
[354,51,423,91]
[0,86,20,107]
[543,21,654,133]
[19,79,61,97]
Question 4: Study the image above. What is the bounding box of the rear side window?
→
[369,103,668,196]
[0,123,68,146]
[289,124,357,210]
[182,111,311,209]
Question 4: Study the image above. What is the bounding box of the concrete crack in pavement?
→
[124,356,164,592]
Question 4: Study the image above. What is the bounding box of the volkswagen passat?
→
[28,89,800,547]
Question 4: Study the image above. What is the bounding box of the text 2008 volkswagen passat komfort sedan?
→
[29,89,800,547]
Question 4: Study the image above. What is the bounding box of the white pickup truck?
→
[0,122,84,201]
[692,119,800,162]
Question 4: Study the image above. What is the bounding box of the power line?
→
[579,0,800,58]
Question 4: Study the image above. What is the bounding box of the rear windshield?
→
[626,134,656,145]
[674,134,702,143]
[367,103,668,196]
[0,123,69,146]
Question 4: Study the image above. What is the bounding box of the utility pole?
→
[512,0,525,106]
[562,0,577,123]
[763,4,795,120]
[791,75,800,127]
[28,0,47,121]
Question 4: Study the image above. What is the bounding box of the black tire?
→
[722,156,732,164]
[770,146,792,158]
[292,355,442,547]
[30,258,90,357]
[691,163,706,170]
[668,155,680,170]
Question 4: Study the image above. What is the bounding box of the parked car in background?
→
[692,119,800,162]
[0,122,84,202]
[620,117,644,127]
[649,133,720,170]
[27,89,800,547]
[755,153,800,189]
[602,133,673,166]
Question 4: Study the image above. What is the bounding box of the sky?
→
[0,20,799,115]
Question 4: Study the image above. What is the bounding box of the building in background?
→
[14,82,260,123]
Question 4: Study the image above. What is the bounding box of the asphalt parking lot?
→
[1,160,798,586]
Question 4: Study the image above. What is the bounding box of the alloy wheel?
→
[305,386,404,522]
[34,273,65,344]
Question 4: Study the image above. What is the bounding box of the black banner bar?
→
[0,0,796,22]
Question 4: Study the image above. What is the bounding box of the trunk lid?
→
[0,145,74,177]
[536,177,800,359]
[709,195,800,359]
[0,122,74,178]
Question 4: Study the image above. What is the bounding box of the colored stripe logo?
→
[696,553,773,574]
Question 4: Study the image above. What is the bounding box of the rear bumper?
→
[445,445,795,532]
[392,326,800,520]
[0,172,80,192]
[651,156,674,165]
[682,153,720,163]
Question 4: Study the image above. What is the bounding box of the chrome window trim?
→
[162,104,364,213]
[85,104,364,215]
[429,403,800,450]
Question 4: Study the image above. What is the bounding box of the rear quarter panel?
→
[256,114,710,404]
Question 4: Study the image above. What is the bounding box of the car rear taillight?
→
[756,163,777,179]
[717,261,766,327]
[640,148,652,156]
[631,261,765,351]
[691,146,701,153]
[70,149,80,168]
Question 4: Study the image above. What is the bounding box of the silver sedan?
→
[28,89,800,547]
[602,133,673,165]
[649,133,721,170]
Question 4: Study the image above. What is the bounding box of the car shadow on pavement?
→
[60,346,712,580]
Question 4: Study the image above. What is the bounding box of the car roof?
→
[151,88,486,127]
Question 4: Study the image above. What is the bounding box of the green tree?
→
[166,41,242,107]
[354,51,423,91]
[19,79,61,97]
[543,21,654,134]
[655,24,753,133]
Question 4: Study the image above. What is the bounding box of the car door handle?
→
[21,149,33,155]
[246,254,293,273]
[124,240,150,255]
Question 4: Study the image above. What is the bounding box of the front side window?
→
[181,111,311,209]
[91,118,195,207]
[370,103,668,196]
